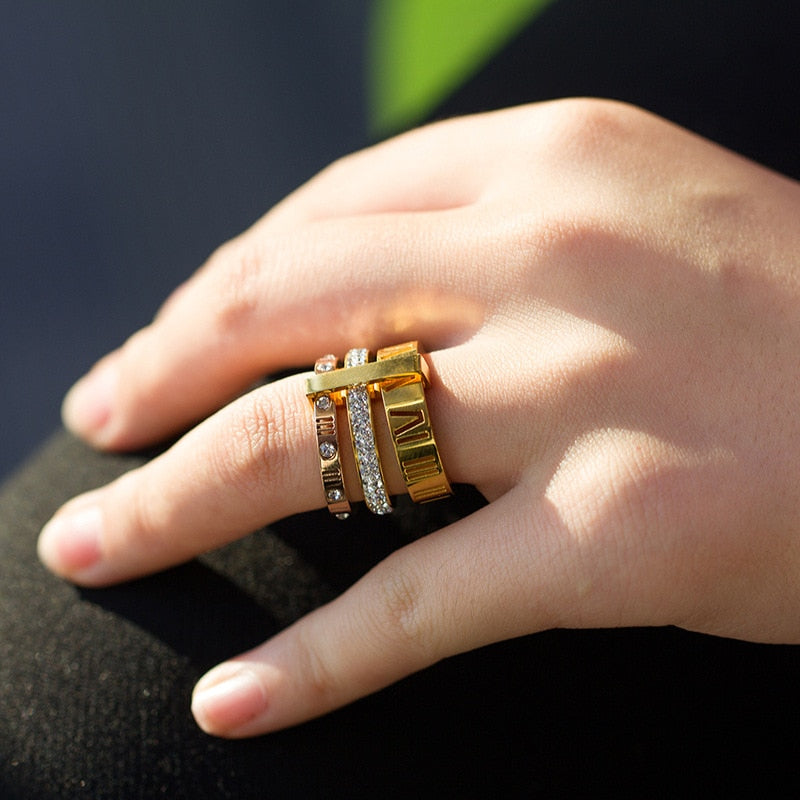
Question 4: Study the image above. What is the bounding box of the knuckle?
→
[210,388,306,504]
[491,99,660,283]
[538,97,647,160]
[114,326,156,397]
[205,237,266,340]
[494,107,651,278]
[293,624,342,702]
[368,560,439,662]
[217,396,282,498]
[108,470,170,558]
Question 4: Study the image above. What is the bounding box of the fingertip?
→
[192,664,270,738]
[62,355,119,446]
[38,502,106,582]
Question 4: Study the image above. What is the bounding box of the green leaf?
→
[368,0,556,136]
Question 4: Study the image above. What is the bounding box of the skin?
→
[37,99,800,738]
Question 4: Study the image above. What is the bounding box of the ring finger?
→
[38,341,521,587]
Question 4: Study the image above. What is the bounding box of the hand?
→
[38,99,800,737]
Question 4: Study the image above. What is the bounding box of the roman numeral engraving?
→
[321,465,343,489]
[401,453,441,484]
[413,484,451,502]
[392,409,424,436]
[380,375,419,393]
[316,415,336,437]
[389,408,431,445]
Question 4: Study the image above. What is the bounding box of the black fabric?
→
[4,2,800,796]
[437,0,800,182]
[4,432,800,797]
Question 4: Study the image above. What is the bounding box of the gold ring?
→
[305,342,452,512]
[376,342,452,503]
[343,348,393,515]
[310,354,351,519]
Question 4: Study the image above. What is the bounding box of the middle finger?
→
[66,209,489,453]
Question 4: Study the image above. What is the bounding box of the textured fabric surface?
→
[3,433,800,797]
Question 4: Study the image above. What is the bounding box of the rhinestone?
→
[327,488,344,502]
[319,441,337,460]
[315,394,332,411]
[345,349,368,367]
[315,357,336,373]
[344,368,392,515]
[335,512,350,520]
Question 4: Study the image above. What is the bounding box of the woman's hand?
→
[38,99,800,737]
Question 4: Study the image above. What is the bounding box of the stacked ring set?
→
[305,341,452,518]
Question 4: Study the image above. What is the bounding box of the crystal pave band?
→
[376,342,452,503]
[311,355,351,519]
[304,342,451,516]
[344,348,393,515]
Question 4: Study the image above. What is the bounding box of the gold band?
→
[305,349,428,399]
[305,342,451,514]
[310,354,351,519]
[376,342,452,503]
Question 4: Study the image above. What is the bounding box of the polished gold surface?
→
[376,342,452,504]
[310,354,351,519]
[306,342,451,509]
[305,350,429,400]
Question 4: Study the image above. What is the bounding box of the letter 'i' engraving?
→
[321,465,341,490]
[413,484,449,502]
[316,415,336,437]
[402,453,441,483]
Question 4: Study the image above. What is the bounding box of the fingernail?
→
[192,667,267,735]
[62,357,118,438]
[38,505,104,577]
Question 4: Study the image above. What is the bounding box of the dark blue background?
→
[1,1,368,480]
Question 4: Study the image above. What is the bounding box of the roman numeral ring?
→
[305,342,452,516]
[311,354,352,519]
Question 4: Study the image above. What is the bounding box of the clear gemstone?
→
[315,394,332,411]
[345,349,368,368]
[327,488,344,502]
[344,370,392,515]
[315,359,336,373]
[319,441,337,460]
